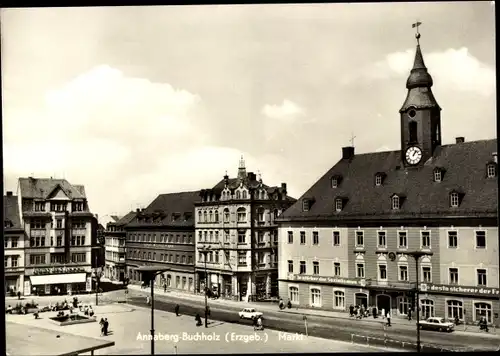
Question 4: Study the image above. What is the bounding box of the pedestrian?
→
[17,291,21,300]
[349,305,354,317]
[99,318,105,336]
[386,311,392,327]
[164,284,167,293]
[175,304,180,316]
[195,313,202,326]
[253,317,258,331]
[372,306,377,319]
[104,318,109,336]
[146,296,150,305]
[360,305,365,318]
[407,309,412,321]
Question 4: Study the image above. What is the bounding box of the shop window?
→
[474,302,492,324]
[398,297,411,315]
[311,288,321,307]
[446,300,463,320]
[289,286,299,303]
[333,290,345,309]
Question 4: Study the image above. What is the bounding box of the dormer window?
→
[391,195,400,210]
[450,192,460,207]
[434,170,441,182]
[331,177,338,188]
[335,198,343,212]
[375,173,386,186]
[302,200,310,212]
[487,163,496,178]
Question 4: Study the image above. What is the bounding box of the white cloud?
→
[262,99,305,121]
[348,48,495,96]
[1,65,232,216]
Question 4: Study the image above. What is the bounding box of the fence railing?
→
[350,333,479,352]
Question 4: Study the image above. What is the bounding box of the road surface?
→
[126,292,499,352]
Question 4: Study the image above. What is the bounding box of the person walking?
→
[175,304,180,316]
[164,284,167,293]
[386,311,392,327]
[17,291,21,300]
[99,318,105,336]
[103,318,109,336]
[349,305,354,317]
[372,306,377,319]
[407,308,412,321]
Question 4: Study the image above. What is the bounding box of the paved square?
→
[6,303,397,354]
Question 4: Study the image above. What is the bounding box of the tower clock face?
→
[405,146,422,165]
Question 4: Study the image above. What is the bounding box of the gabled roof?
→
[110,215,121,222]
[280,139,497,221]
[114,211,136,226]
[203,177,295,201]
[18,178,86,200]
[4,195,22,230]
[126,191,200,228]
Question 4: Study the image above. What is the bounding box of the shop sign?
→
[421,283,500,296]
[33,266,86,275]
[292,274,365,286]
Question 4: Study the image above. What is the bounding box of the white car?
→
[418,317,455,332]
[238,308,263,320]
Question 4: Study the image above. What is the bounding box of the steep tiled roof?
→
[18,178,86,200]
[4,195,22,230]
[280,139,497,221]
[204,177,295,201]
[126,191,200,228]
[115,211,136,226]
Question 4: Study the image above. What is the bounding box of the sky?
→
[1,2,496,225]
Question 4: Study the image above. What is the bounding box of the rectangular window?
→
[56,219,63,228]
[299,261,306,274]
[224,230,230,243]
[288,231,293,244]
[448,231,458,248]
[356,231,364,247]
[475,231,486,248]
[188,256,193,264]
[421,231,431,248]
[449,268,459,285]
[312,232,319,245]
[334,290,345,309]
[182,255,186,264]
[334,262,341,276]
[214,231,219,243]
[215,252,219,264]
[289,287,299,303]
[288,260,293,273]
[34,202,45,211]
[4,256,8,267]
[11,238,18,248]
[11,256,18,267]
[422,267,431,282]
[356,263,365,278]
[399,266,408,281]
[4,239,8,248]
[378,264,387,280]
[30,254,46,265]
[477,269,487,286]
[71,253,86,263]
[238,252,247,266]
[300,231,306,244]
[398,231,407,248]
[332,231,340,246]
[56,236,63,247]
[176,276,180,288]
[238,230,246,244]
[313,261,319,275]
[257,232,264,243]
[311,288,321,307]
[377,231,386,248]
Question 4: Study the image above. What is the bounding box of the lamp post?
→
[93,255,102,306]
[406,251,433,353]
[198,246,211,328]
[137,266,170,356]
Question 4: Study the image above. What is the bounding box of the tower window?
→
[450,192,459,207]
[408,109,416,118]
[375,174,382,186]
[487,164,496,178]
[434,170,442,182]
[331,177,338,188]
[335,199,343,212]
[391,195,400,210]
[409,121,418,143]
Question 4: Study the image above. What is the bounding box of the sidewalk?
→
[127,284,499,338]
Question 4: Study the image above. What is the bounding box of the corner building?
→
[277,34,499,326]
[104,212,136,282]
[195,158,296,301]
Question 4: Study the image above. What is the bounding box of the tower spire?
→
[237,155,247,180]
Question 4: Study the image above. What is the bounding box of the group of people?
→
[278,299,292,310]
[99,318,110,336]
[349,305,392,326]
[478,316,489,332]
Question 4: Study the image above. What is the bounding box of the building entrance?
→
[376,294,391,315]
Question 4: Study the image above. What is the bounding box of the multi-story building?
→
[125,191,200,292]
[17,177,97,296]
[277,33,499,326]
[4,191,26,295]
[195,158,296,301]
[104,212,136,282]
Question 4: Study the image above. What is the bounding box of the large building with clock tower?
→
[277,31,498,326]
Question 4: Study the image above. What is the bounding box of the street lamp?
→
[198,246,212,328]
[137,265,170,356]
[406,251,434,353]
[93,255,103,306]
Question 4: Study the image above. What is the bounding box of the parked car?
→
[418,317,455,332]
[238,308,263,320]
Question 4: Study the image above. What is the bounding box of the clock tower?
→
[400,30,441,167]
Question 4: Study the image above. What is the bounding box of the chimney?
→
[6,191,12,196]
[247,172,256,181]
[342,146,355,160]
[493,152,498,163]
[281,183,287,192]
[455,137,465,144]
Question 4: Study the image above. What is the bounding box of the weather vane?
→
[412,21,422,44]
[350,132,356,147]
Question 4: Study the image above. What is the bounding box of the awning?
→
[30,273,87,285]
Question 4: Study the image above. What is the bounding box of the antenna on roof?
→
[350,132,356,147]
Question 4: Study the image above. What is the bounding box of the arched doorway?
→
[377,294,391,314]
[355,293,368,308]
